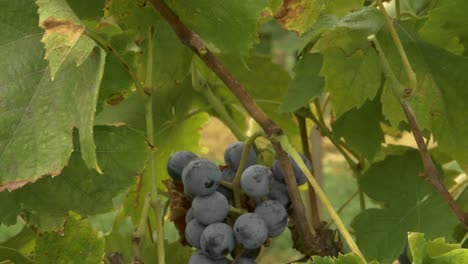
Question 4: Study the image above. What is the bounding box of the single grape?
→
[240,165,272,198]
[224,142,256,171]
[185,219,206,248]
[189,250,229,264]
[217,167,236,200]
[267,179,291,208]
[272,153,311,185]
[167,151,198,181]
[186,207,194,223]
[200,223,235,260]
[233,213,268,249]
[192,192,229,225]
[182,158,222,196]
[254,200,288,237]
[221,167,236,182]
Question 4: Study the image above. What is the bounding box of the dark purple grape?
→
[189,250,229,264]
[240,165,272,198]
[224,142,256,171]
[185,219,206,248]
[254,200,288,237]
[167,151,198,181]
[272,153,311,185]
[217,167,236,200]
[192,192,229,225]
[233,213,268,249]
[267,179,291,208]
[186,207,194,223]
[182,158,222,196]
[200,223,235,260]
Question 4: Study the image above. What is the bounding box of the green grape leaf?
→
[66,0,105,20]
[0,0,106,191]
[0,126,148,230]
[312,7,384,117]
[191,56,248,132]
[408,232,468,264]
[150,19,193,91]
[298,14,340,51]
[378,23,468,172]
[309,253,365,264]
[36,0,98,79]
[169,0,268,55]
[219,55,298,139]
[0,222,24,244]
[106,0,159,33]
[458,187,468,212]
[104,213,134,263]
[352,149,458,263]
[332,96,385,161]
[95,80,208,220]
[96,30,137,113]
[324,0,364,17]
[104,210,192,263]
[275,0,327,35]
[276,0,366,35]
[419,0,468,55]
[35,215,105,263]
[0,246,33,264]
[280,53,324,112]
[419,43,468,174]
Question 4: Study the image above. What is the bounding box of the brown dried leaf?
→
[163,179,191,245]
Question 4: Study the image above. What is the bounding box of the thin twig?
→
[279,136,366,261]
[395,0,401,20]
[306,109,359,170]
[321,93,330,113]
[309,125,324,218]
[232,131,266,208]
[132,193,152,260]
[375,0,417,93]
[144,26,165,264]
[85,29,148,97]
[296,114,322,230]
[191,68,247,141]
[337,191,359,215]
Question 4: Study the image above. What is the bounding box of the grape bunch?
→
[166,142,312,263]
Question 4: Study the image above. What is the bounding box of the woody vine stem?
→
[148,0,366,260]
[372,0,468,228]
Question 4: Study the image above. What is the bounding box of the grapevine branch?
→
[402,103,468,227]
[368,34,468,227]
[146,0,318,254]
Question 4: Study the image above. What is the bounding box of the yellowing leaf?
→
[275,0,326,35]
[37,0,96,79]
